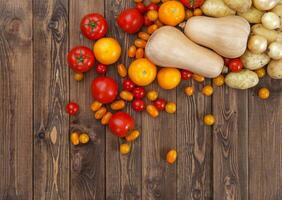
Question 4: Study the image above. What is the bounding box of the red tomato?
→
[66,102,79,115]
[228,58,243,72]
[181,69,193,80]
[147,3,159,11]
[224,58,231,66]
[109,112,135,137]
[180,0,204,9]
[153,98,166,111]
[132,99,145,112]
[136,2,147,14]
[67,46,95,73]
[80,13,108,40]
[95,64,107,74]
[117,8,144,34]
[123,79,135,91]
[144,15,153,26]
[133,86,145,99]
[91,77,118,104]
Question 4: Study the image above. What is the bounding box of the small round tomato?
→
[181,69,193,80]
[144,15,154,26]
[132,99,145,112]
[123,79,135,91]
[153,98,166,111]
[147,3,159,11]
[67,46,95,73]
[180,0,204,9]
[228,58,243,72]
[95,63,107,74]
[66,102,79,115]
[91,77,118,104]
[80,13,108,40]
[136,2,147,14]
[109,112,135,137]
[133,86,145,99]
[117,8,144,34]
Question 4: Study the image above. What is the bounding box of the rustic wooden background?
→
[0,0,282,199]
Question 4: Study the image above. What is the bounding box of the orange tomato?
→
[147,10,159,21]
[91,101,102,112]
[213,75,225,86]
[117,64,127,78]
[134,39,147,48]
[95,107,107,119]
[158,1,185,26]
[135,48,144,59]
[120,91,134,101]
[110,100,126,110]
[185,10,193,20]
[146,105,159,118]
[125,130,140,142]
[185,86,194,96]
[203,114,215,126]
[157,67,181,90]
[202,85,214,96]
[128,58,157,86]
[147,24,158,34]
[70,132,80,145]
[93,37,121,65]
[166,149,177,164]
[101,112,113,125]
[192,74,205,83]
[74,72,84,81]
[120,143,131,154]
[128,45,137,58]
[138,32,150,41]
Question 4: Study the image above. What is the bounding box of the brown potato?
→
[201,0,236,18]
[224,0,252,12]
[225,69,259,89]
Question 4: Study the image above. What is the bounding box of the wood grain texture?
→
[248,78,282,200]
[69,1,106,199]
[212,86,248,200]
[0,0,33,199]
[33,0,69,199]
[176,81,212,200]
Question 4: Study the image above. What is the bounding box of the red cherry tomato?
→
[181,69,193,80]
[136,2,147,14]
[117,8,144,34]
[132,99,145,112]
[144,15,153,26]
[153,98,166,111]
[147,3,159,11]
[95,64,107,74]
[66,102,79,115]
[123,79,136,91]
[91,77,118,104]
[180,0,204,9]
[228,58,243,72]
[80,13,108,40]
[133,86,145,99]
[109,112,135,137]
[67,46,95,73]
[224,58,231,66]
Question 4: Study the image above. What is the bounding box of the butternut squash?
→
[145,26,224,78]
[184,16,250,58]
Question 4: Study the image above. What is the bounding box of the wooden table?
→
[1,0,282,199]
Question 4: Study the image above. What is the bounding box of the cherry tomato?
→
[123,79,135,91]
[91,77,118,104]
[144,15,154,26]
[132,99,145,112]
[147,3,159,11]
[95,63,107,74]
[180,0,204,9]
[67,46,95,73]
[109,112,135,137]
[80,13,108,40]
[153,98,166,111]
[136,2,147,14]
[224,58,231,66]
[181,69,193,80]
[133,86,145,99]
[66,102,79,116]
[117,8,144,34]
[228,58,243,72]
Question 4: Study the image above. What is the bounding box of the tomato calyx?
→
[84,20,98,32]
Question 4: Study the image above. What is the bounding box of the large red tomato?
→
[180,0,204,9]
[91,77,118,104]
[117,8,144,34]
[109,112,135,137]
[80,13,108,40]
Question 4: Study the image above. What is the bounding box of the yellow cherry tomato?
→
[158,1,185,26]
[258,88,270,99]
[125,130,140,142]
[110,100,126,110]
[147,10,159,21]
[165,102,176,114]
[138,32,150,41]
[255,68,266,78]
[120,143,131,154]
[101,112,112,125]
[185,86,194,96]
[147,24,158,34]
[193,8,203,16]
[213,75,225,86]
[202,85,214,96]
[117,64,127,78]
[120,91,134,101]
[74,72,84,81]
[91,101,102,112]
[70,132,80,145]
[95,107,107,120]
[166,149,177,164]
[147,90,158,101]
[128,45,137,58]
[79,133,90,144]
[204,114,215,126]
[157,68,181,90]
[93,37,121,65]
[146,105,159,118]
[128,58,157,86]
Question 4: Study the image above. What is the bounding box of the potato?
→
[241,50,270,70]
[201,0,236,18]
[267,59,282,79]
[238,7,264,24]
[225,69,259,89]
[252,24,282,43]
[272,4,282,16]
[223,0,252,13]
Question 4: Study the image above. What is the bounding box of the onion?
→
[248,35,268,53]
[253,0,280,11]
[262,12,280,30]
[268,42,282,60]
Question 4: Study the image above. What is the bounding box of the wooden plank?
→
[176,81,212,199]
[212,86,249,200]
[0,1,33,199]
[33,0,70,199]
[105,1,142,199]
[69,1,105,199]
[248,78,282,200]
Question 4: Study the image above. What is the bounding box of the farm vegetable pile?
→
[66,0,282,164]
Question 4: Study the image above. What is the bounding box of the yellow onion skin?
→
[248,35,268,54]
[268,42,282,60]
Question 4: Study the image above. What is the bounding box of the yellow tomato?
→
[165,102,176,114]
[158,1,185,26]
[74,72,84,81]
[70,132,80,146]
[93,38,121,65]
[258,88,270,99]
[204,114,215,126]
[213,75,225,86]
[79,133,90,144]
[147,90,158,101]
[157,68,181,90]
[255,68,266,78]
[166,149,177,164]
[128,58,157,86]
[202,85,214,96]
[147,10,159,21]
[120,143,131,154]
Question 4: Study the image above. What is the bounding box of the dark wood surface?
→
[0,0,282,199]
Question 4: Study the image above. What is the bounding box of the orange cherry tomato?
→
[91,101,103,112]
[117,64,127,78]
[203,114,215,126]
[95,107,107,120]
[138,32,150,41]
[134,39,147,48]
[136,48,144,59]
[185,86,194,96]
[165,102,176,114]
[125,130,141,142]
[128,45,137,58]
[147,10,159,21]
[120,91,134,101]
[147,24,158,34]
[70,132,80,145]
[193,8,203,16]
[258,88,270,99]
[193,74,205,83]
[79,133,90,144]
[74,72,84,81]
[166,149,177,164]
[110,100,126,110]
[159,1,185,26]
[146,105,159,118]
[213,75,225,86]
[157,68,181,90]
[202,85,214,96]
[120,143,131,154]
[101,112,112,125]
[147,90,158,101]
